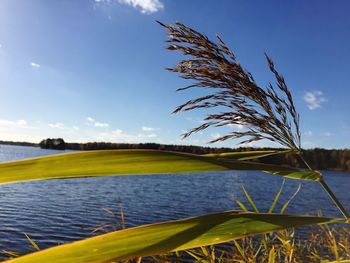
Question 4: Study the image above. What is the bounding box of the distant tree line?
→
[262,149,350,171]
[0,140,37,147]
[39,138,66,150]
[1,139,350,171]
[62,141,350,171]
[64,141,234,154]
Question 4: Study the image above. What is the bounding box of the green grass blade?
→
[280,184,302,214]
[233,240,247,261]
[0,150,300,184]
[4,211,345,263]
[241,185,259,213]
[268,246,275,263]
[268,180,285,214]
[327,261,350,263]
[204,150,291,161]
[264,170,322,181]
[185,250,202,261]
[24,233,40,251]
[235,200,249,212]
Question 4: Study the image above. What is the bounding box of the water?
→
[0,144,349,254]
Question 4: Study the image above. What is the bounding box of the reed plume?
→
[158,21,301,152]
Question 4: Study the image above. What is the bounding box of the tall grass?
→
[158,21,349,219]
[86,184,350,263]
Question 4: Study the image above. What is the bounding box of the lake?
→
[0,144,349,255]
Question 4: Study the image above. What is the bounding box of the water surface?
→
[0,144,349,254]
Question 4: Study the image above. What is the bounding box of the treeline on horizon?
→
[1,139,350,172]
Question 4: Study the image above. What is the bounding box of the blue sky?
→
[0,0,350,149]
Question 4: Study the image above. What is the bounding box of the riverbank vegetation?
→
[90,187,350,263]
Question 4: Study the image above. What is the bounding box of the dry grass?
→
[158,21,301,151]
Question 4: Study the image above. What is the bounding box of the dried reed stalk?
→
[158,21,301,152]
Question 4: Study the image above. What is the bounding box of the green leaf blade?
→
[204,150,291,161]
[0,150,300,184]
[4,211,344,263]
[0,150,230,184]
[265,170,322,181]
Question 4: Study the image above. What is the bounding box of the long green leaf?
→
[4,211,344,263]
[0,150,299,184]
[204,150,291,161]
[268,180,285,214]
[265,170,322,181]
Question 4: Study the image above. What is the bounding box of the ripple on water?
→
[0,145,349,254]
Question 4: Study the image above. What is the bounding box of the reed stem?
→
[298,152,349,218]
[319,179,349,218]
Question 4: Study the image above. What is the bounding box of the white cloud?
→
[87,117,95,122]
[304,130,331,138]
[0,119,40,142]
[97,129,160,143]
[210,133,221,140]
[118,0,163,14]
[228,123,244,130]
[48,123,82,134]
[303,91,327,110]
[30,62,40,68]
[0,132,43,143]
[48,122,65,129]
[114,129,123,135]
[304,130,313,136]
[142,126,155,132]
[95,122,109,128]
[0,119,32,129]
[86,117,109,128]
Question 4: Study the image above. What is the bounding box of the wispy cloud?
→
[114,129,123,135]
[97,129,159,143]
[30,62,41,68]
[48,122,65,129]
[210,133,221,140]
[48,123,82,133]
[322,132,332,137]
[304,130,331,138]
[0,119,34,129]
[118,0,163,14]
[303,91,327,110]
[94,122,109,128]
[304,130,313,136]
[228,123,244,130]
[142,126,155,132]
[86,117,109,128]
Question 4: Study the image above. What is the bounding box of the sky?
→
[0,0,350,149]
